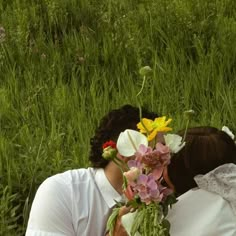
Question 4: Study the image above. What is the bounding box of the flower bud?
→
[124,167,140,183]
[184,109,195,119]
[139,66,152,76]
[102,146,117,160]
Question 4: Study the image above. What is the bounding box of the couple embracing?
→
[26,105,236,236]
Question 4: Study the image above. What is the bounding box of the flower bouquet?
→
[103,116,185,236]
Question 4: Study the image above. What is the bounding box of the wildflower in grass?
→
[137,116,172,141]
[41,53,46,59]
[184,109,195,119]
[137,66,152,97]
[139,66,152,76]
[78,56,85,64]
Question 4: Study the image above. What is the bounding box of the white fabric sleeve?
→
[194,163,236,215]
[25,176,74,236]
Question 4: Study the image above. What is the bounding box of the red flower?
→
[102,140,116,149]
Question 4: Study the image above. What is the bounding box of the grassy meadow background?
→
[0,0,236,234]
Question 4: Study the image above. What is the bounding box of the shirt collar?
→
[95,168,124,208]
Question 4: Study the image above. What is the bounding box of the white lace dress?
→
[122,163,236,236]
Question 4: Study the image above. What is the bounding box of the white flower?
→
[164,134,185,153]
[117,129,148,157]
[222,126,235,140]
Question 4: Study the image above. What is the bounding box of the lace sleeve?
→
[194,163,236,215]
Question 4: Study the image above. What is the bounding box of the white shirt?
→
[26,168,123,236]
[167,188,236,236]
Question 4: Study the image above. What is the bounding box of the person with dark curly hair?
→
[25,104,158,236]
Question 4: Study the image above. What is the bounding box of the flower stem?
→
[138,105,150,135]
[182,118,189,143]
[136,75,146,97]
[112,158,124,171]
[112,157,129,174]
[115,156,128,169]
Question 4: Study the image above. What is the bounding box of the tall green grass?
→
[0,0,236,234]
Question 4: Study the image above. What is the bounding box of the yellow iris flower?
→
[137,116,172,141]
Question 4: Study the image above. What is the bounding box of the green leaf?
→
[106,207,120,235]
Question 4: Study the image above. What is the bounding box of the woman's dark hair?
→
[168,126,236,196]
[89,104,158,168]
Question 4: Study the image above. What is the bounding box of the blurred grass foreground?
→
[0,0,236,234]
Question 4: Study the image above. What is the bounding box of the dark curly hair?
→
[168,126,236,196]
[89,104,158,168]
